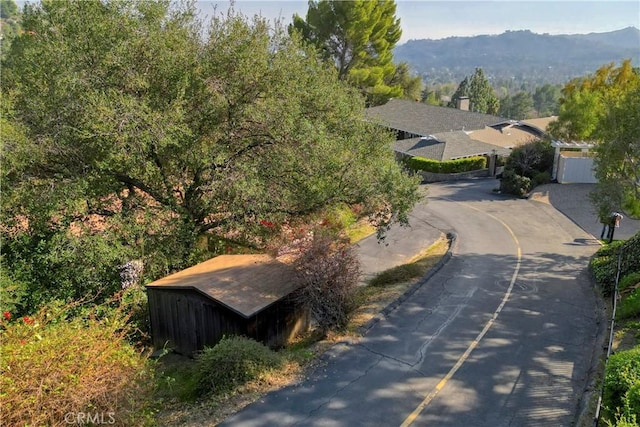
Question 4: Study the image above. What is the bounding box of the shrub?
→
[505,138,554,178]
[499,138,553,196]
[591,254,619,296]
[194,336,284,396]
[603,346,640,423]
[621,272,640,293]
[532,170,552,187]
[405,156,486,174]
[118,285,151,345]
[0,303,155,426]
[292,232,361,334]
[591,235,640,297]
[499,169,531,197]
[597,240,629,258]
[618,289,640,320]
[606,413,639,427]
[325,203,357,230]
[3,229,134,315]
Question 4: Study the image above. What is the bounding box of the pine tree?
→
[291,0,415,106]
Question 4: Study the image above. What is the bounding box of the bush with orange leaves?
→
[0,302,155,426]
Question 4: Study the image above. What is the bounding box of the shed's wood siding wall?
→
[248,295,309,348]
[147,288,308,356]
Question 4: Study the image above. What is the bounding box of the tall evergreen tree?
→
[449,76,469,108]
[290,0,412,106]
[532,83,561,117]
[449,68,499,114]
[498,91,534,120]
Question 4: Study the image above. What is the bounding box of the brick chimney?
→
[456,96,470,111]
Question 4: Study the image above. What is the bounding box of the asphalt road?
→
[220,179,605,427]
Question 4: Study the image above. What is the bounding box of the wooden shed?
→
[146,254,308,356]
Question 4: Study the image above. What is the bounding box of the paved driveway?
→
[221,179,605,427]
[532,182,640,240]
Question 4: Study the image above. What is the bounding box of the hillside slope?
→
[394,27,640,84]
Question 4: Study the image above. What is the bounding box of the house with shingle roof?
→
[393,131,511,162]
[367,99,554,161]
[365,98,507,139]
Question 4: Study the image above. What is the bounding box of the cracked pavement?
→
[219,179,606,427]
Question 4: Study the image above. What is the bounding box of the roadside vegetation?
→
[550,60,640,220]
[590,231,640,426]
[151,235,450,425]
[499,138,554,197]
[1,0,423,424]
[0,300,156,426]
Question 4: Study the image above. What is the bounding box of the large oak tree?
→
[1,0,419,309]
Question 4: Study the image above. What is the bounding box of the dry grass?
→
[347,236,449,333]
[0,308,155,427]
[346,221,377,244]
[155,236,450,426]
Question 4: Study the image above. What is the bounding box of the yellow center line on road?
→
[400,203,522,427]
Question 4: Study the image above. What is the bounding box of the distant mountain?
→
[394,27,640,85]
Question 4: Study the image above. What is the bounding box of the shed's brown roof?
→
[146,254,298,318]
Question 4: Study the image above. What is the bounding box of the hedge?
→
[405,156,487,174]
[591,232,640,296]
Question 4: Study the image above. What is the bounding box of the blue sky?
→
[198,1,640,43]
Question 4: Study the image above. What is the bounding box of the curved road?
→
[221,179,605,427]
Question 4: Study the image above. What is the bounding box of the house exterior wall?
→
[557,154,597,184]
[147,288,308,356]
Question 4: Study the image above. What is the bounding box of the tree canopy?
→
[498,91,534,120]
[532,83,561,117]
[1,0,420,311]
[549,60,640,218]
[290,0,420,106]
[449,68,499,114]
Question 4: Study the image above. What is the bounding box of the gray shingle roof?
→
[393,131,511,161]
[366,99,507,136]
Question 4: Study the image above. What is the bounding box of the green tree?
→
[550,60,640,218]
[549,60,638,141]
[383,61,423,103]
[498,91,534,120]
[0,0,17,19]
[532,83,560,116]
[0,0,21,57]
[2,0,419,310]
[449,68,499,114]
[468,68,500,114]
[422,89,441,106]
[590,82,640,218]
[290,0,407,106]
[448,76,469,108]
